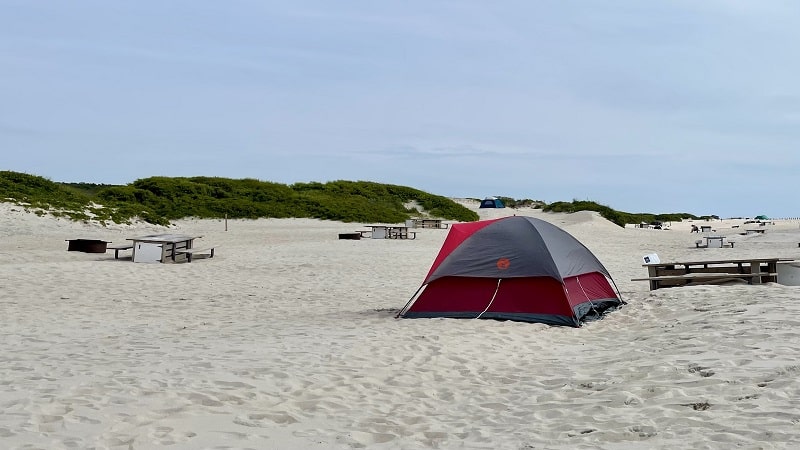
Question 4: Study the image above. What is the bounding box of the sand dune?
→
[2,202,800,449]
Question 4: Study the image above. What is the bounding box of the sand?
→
[2,201,800,449]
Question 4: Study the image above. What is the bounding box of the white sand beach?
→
[3,201,800,449]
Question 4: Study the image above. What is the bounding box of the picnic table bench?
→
[107,243,134,259]
[633,272,777,288]
[174,245,217,262]
[389,228,417,240]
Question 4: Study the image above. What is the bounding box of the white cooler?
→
[133,242,163,263]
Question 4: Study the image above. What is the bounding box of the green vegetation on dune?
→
[1,171,707,228]
[544,200,703,227]
[0,171,479,225]
[0,171,129,223]
[494,196,546,209]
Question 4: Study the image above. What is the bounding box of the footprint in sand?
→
[233,412,299,427]
[148,426,197,445]
[346,430,396,446]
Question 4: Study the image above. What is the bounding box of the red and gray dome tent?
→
[397,216,623,327]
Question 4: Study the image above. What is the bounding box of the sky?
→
[2,1,799,218]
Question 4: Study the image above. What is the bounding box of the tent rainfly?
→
[397,216,623,327]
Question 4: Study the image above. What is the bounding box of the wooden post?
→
[766,260,778,283]
[647,265,659,290]
[750,261,761,284]
[225,214,228,232]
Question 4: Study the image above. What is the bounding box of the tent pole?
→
[610,279,626,305]
[396,285,425,318]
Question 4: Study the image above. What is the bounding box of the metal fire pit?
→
[66,239,111,253]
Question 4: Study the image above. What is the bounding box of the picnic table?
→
[128,233,204,263]
[364,225,417,240]
[632,257,793,290]
[695,236,734,248]
[410,218,449,229]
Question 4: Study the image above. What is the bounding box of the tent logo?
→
[496,258,511,270]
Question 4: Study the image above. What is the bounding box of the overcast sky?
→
[2,1,799,218]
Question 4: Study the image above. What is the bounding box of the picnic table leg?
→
[750,261,761,284]
[647,265,659,290]
[765,260,777,283]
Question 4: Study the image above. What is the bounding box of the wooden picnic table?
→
[704,236,725,248]
[632,257,794,290]
[127,233,203,263]
[364,225,416,240]
[695,236,734,248]
[410,218,449,229]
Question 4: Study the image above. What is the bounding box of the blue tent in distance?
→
[479,197,505,208]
